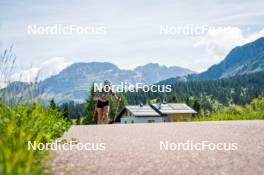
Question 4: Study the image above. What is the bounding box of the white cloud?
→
[194,27,264,63]
[246,28,264,42]
[11,57,72,83]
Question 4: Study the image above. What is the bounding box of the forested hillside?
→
[191,37,264,80]
[124,71,264,108]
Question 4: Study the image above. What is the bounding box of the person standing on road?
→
[93,80,120,124]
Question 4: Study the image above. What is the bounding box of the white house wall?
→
[121,116,165,124]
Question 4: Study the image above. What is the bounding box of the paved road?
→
[49,121,264,175]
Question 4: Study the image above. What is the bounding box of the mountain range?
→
[1,37,264,104]
[190,37,264,80]
[1,63,194,103]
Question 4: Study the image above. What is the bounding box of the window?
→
[148,120,155,123]
[131,120,134,124]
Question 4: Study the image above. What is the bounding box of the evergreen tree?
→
[84,83,97,124]
[49,98,57,110]
[193,100,201,114]
[168,92,178,103]
[156,97,161,104]
[62,104,70,121]
[186,97,191,106]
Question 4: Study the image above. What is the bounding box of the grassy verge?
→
[194,98,264,121]
[0,102,71,175]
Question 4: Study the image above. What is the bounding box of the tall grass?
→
[0,47,71,175]
[0,46,16,91]
[0,102,70,175]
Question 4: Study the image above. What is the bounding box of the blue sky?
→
[1,0,264,82]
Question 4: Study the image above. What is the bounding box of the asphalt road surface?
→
[49,121,264,175]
